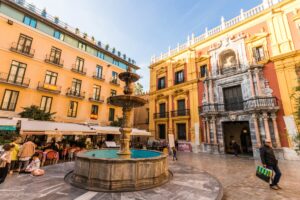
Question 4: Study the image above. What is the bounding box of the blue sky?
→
[29,0,262,90]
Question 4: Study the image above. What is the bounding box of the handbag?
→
[256,165,272,183]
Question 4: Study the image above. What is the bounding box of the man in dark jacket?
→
[260,139,282,190]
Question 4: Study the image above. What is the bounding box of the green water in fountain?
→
[84,149,161,159]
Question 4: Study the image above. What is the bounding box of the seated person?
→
[25,153,45,176]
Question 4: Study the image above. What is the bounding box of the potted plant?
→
[105,44,110,50]
[112,48,116,54]
[123,54,126,60]
[54,16,59,24]
[75,28,80,34]
[117,51,121,57]
[83,33,87,39]
[97,41,102,47]
[91,36,95,42]
[41,9,47,17]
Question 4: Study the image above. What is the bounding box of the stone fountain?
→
[66,68,170,192]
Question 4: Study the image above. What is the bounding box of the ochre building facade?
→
[0,0,139,125]
[149,0,300,157]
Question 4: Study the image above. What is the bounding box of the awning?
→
[20,120,97,135]
[0,119,18,131]
[90,126,151,136]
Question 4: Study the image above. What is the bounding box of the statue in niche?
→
[264,80,273,97]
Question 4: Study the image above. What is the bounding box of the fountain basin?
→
[66,149,170,192]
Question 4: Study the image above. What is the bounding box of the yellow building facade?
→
[0,0,139,125]
[149,0,300,154]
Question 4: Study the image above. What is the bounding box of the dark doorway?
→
[158,124,166,139]
[177,123,186,140]
[223,85,243,111]
[222,121,253,156]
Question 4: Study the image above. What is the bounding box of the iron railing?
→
[66,88,85,99]
[88,95,104,103]
[92,72,105,81]
[0,72,30,87]
[171,109,190,117]
[71,64,87,75]
[110,78,120,85]
[199,97,278,114]
[10,42,35,57]
[45,55,64,67]
[154,112,169,119]
[37,82,61,94]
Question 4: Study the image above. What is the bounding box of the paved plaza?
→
[1,152,300,200]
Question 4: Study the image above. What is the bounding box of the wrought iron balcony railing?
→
[199,97,278,114]
[171,109,190,117]
[110,78,120,85]
[88,95,104,103]
[66,88,85,99]
[71,64,87,75]
[45,55,64,67]
[0,72,30,87]
[37,82,61,94]
[92,72,105,81]
[154,112,169,119]
[10,42,35,57]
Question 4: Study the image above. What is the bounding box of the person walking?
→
[9,137,20,174]
[18,138,36,173]
[0,144,13,184]
[260,139,282,190]
[232,140,240,157]
[172,147,178,161]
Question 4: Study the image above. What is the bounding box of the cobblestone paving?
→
[176,152,300,200]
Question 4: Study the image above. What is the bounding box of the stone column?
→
[118,107,132,158]
[252,113,261,147]
[202,119,207,143]
[271,113,281,148]
[262,112,271,142]
[209,79,214,103]
[206,117,211,144]
[255,69,262,96]
[248,70,255,97]
[212,116,218,144]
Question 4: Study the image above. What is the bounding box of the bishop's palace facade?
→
[149,0,300,159]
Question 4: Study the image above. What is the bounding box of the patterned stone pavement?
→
[177,152,300,200]
[0,156,222,200]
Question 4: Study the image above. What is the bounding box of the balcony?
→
[0,72,30,88]
[110,78,120,86]
[92,72,105,81]
[37,82,61,94]
[171,109,190,117]
[90,114,98,120]
[89,95,104,103]
[199,97,278,115]
[154,112,169,119]
[66,88,85,99]
[45,55,64,67]
[71,64,87,75]
[10,42,35,58]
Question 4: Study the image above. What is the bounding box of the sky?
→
[28,0,262,91]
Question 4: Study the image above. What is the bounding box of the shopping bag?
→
[256,166,272,183]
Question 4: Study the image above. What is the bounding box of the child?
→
[172,147,178,161]
[0,144,13,184]
[25,153,44,176]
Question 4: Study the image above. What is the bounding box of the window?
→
[91,105,99,115]
[71,79,82,95]
[49,47,62,64]
[96,65,103,78]
[199,65,207,78]
[111,71,118,84]
[175,70,184,84]
[67,101,78,117]
[16,34,33,54]
[0,89,19,111]
[158,77,166,90]
[53,30,64,40]
[8,61,27,84]
[93,85,101,100]
[253,46,265,62]
[75,57,85,71]
[78,41,86,51]
[159,103,166,118]
[44,71,58,85]
[113,59,119,66]
[23,16,37,28]
[40,96,52,113]
[111,89,117,96]
[223,85,244,111]
[97,51,104,59]
[109,108,115,121]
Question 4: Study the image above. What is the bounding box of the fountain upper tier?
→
[119,72,140,83]
[108,95,146,108]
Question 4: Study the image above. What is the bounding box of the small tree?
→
[19,105,55,121]
[293,76,300,153]
[134,82,144,95]
[110,117,123,127]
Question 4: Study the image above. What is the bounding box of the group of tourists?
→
[0,137,44,184]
